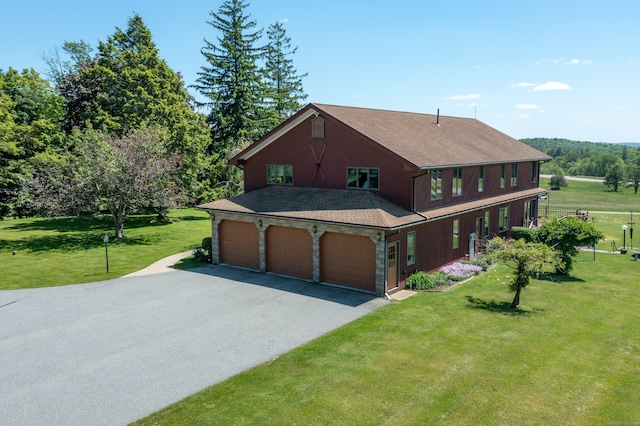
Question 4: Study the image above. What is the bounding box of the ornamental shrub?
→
[511,226,536,242]
[405,271,439,290]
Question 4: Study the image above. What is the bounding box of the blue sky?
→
[2,1,639,143]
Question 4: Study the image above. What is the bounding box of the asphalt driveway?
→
[0,266,388,426]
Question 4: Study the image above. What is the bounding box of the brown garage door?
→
[320,233,376,292]
[219,220,260,270]
[266,226,313,280]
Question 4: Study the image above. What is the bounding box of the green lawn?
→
[135,252,640,425]
[0,209,210,290]
[541,177,639,212]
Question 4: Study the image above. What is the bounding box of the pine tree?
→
[262,21,308,127]
[194,0,266,153]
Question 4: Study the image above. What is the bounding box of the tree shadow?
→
[536,273,585,284]
[0,233,157,253]
[3,213,177,234]
[464,295,544,316]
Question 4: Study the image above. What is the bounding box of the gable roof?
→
[231,103,551,169]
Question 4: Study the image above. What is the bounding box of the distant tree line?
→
[521,138,640,193]
[0,0,307,236]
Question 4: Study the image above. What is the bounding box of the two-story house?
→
[197,103,551,296]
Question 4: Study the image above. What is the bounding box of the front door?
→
[387,242,399,290]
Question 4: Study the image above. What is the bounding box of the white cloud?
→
[445,93,481,100]
[511,82,536,88]
[532,81,571,91]
[516,104,540,110]
[280,18,289,23]
[564,58,593,65]
[516,114,531,119]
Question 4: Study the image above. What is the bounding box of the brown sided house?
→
[197,103,551,296]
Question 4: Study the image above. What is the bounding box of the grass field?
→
[0,209,210,290]
[541,177,639,212]
[135,252,640,425]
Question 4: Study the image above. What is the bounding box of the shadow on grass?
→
[537,273,585,284]
[3,214,182,234]
[464,295,544,316]
[0,233,158,253]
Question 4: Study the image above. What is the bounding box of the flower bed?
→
[405,259,487,291]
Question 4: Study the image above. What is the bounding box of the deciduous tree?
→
[603,160,625,192]
[487,237,559,308]
[536,216,604,274]
[28,127,185,238]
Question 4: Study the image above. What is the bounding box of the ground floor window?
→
[453,219,460,249]
[407,231,415,265]
[499,206,510,232]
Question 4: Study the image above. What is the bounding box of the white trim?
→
[237,108,318,161]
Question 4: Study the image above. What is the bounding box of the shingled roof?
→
[310,103,551,169]
[198,186,425,229]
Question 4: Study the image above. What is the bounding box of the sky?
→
[2,0,639,143]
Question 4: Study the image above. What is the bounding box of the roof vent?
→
[436,108,440,126]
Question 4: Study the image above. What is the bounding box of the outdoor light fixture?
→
[103,233,109,274]
[622,225,628,252]
[312,225,317,233]
[258,219,262,227]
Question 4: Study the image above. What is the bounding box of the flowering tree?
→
[487,237,560,308]
[29,127,184,238]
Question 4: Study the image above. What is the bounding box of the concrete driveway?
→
[0,266,388,426]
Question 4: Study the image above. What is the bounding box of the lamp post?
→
[103,233,109,274]
[621,225,628,253]
[628,211,635,250]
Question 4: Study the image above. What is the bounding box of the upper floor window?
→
[452,168,463,197]
[531,161,538,182]
[347,167,379,189]
[500,164,505,188]
[510,163,518,186]
[431,169,442,200]
[499,206,510,232]
[407,231,416,265]
[478,166,484,192]
[452,219,460,249]
[311,116,325,138]
[267,164,293,185]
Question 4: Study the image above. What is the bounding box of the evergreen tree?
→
[262,21,307,127]
[193,0,266,197]
[59,15,214,203]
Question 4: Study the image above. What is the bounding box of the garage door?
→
[219,220,260,270]
[266,226,313,280]
[320,233,376,292]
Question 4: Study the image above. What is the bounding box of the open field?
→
[541,177,639,212]
[135,252,640,425]
[0,209,210,290]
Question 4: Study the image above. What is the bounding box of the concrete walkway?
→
[123,250,193,277]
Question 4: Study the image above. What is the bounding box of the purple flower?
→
[439,262,483,281]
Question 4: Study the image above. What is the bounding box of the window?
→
[499,206,510,232]
[511,163,518,186]
[483,211,490,237]
[531,161,538,182]
[478,166,484,192]
[311,116,325,138]
[453,219,460,249]
[407,231,416,265]
[267,165,293,185]
[431,169,442,200]
[452,168,462,197]
[500,164,505,188]
[347,167,379,189]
